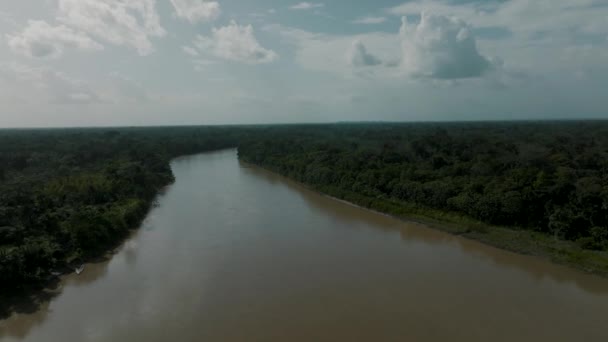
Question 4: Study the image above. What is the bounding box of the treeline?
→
[3,122,608,293]
[239,122,608,251]
[0,126,252,294]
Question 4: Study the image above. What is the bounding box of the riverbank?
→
[1,149,219,319]
[5,149,608,342]
[0,195,160,319]
[241,160,608,277]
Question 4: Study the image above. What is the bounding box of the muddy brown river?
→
[1,149,608,341]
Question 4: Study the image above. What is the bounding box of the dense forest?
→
[0,126,254,297]
[2,121,608,300]
[239,122,608,260]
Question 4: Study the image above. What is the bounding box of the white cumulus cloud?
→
[347,40,382,67]
[268,12,494,80]
[290,2,324,10]
[7,20,103,58]
[170,0,220,23]
[399,13,491,79]
[194,21,278,64]
[57,0,166,56]
[388,0,608,42]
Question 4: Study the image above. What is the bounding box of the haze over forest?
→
[1,0,607,127]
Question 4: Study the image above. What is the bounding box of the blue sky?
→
[0,0,607,127]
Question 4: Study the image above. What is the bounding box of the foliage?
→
[2,121,608,292]
[238,121,608,252]
[0,126,252,293]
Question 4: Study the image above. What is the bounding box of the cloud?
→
[388,0,490,21]
[352,16,387,25]
[0,62,101,104]
[170,0,220,23]
[182,46,199,56]
[268,12,494,80]
[399,13,491,79]
[194,21,278,64]
[290,2,324,10]
[347,40,382,67]
[57,0,166,56]
[388,0,608,42]
[265,24,400,78]
[7,20,103,58]
[384,0,608,82]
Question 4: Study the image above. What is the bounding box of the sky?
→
[0,0,607,127]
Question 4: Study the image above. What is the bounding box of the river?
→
[1,149,608,341]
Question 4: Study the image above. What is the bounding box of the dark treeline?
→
[239,122,608,253]
[0,126,255,295]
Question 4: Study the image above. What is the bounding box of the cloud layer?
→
[57,0,166,56]
[7,20,102,58]
[194,21,278,64]
[389,0,607,42]
[7,0,167,58]
[1,0,608,127]
[170,0,220,23]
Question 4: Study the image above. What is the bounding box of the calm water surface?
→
[2,149,608,341]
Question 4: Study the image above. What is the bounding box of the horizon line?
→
[1,118,608,130]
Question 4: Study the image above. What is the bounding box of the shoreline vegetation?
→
[1,121,608,317]
[237,122,608,277]
[242,161,608,277]
[0,127,247,318]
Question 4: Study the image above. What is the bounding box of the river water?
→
[1,149,608,341]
